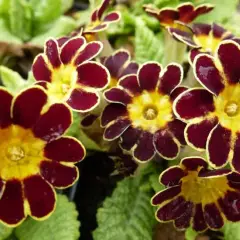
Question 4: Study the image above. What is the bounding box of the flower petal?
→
[77,61,109,89]
[104,118,131,141]
[170,86,188,102]
[33,103,72,142]
[231,133,240,173]
[118,75,141,95]
[32,54,52,82]
[104,88,132,105]
[120,126,141,151]
[152,185,181,206]
[119,62,139,78]
[189,49,201,64]
[193,204,207,232]
[101,103,127,127]
[81,114,98,127]
[217,40,240,85]
[194,54,224,95]
[12,87,48,129]
[153,130,180,159]
[67,88,99,112]
[45,39,61,68]
[40,161,79,188]
[168,119,186,145]
[174,88,215,121]
[97,0,110,19]
[24,175,56,219]
[0,88,13,128]
[181,157,208,171]
[207,124,231,168]
[174,203,193,229]
[133,131,155,162]
[74,41,103,65]
[138,62,161,91]
[60,37,86,64]
[44,137,85,163]
[185,117,218,150]
[159,63,183,95]
[103,12,120,23]
[0,180,24,226]
[160,166,185,186]
[204,203,224,229]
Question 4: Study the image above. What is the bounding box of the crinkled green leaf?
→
[222,222,240,240]
[0,66,32,93]
[135,19,163,64]
[30,16,77,46]
[149,173,165,193]
[0,0,10,16]
[8,0,32,41]
[93,177,156,240]
[185,227,198,240]
[15,195,80,240]
[0,223,13,240]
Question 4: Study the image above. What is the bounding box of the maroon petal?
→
[104,118,131,140]
[156,196,192,221]
[199,169,231,178]
[118,75,141,95]
[12,87,47,129]
[104,50,130,78]
[119,62,139,78]
[57,37,70,47]
[173,88,215,121]
[133,131,155,162]
[231,133,240,173]
[168,119,186,145]
[204,203,224,229]
[194,54,224,95]
[24,175,56,219]
[0,88,13,128]
[160,166,185,186]
[193,204,207,232]
[67,88,99,112]
[217,41,240,85]
[120,126,141,151]
[32,54,52,82]
[174,203,193,229]
[60,37,86,64]
[33,103,72,142]
[153,130,180,159]
[181,157,208,171]
[192,23,211,36]
[189,49,202,64]
[44,137,85,163]
[152,185,181,206]
[218,191,240,221]
[77,61,109,89]
[101,103,127,127]
[207,124,231,168]
[159,63,183,95]
[138,62,161,91]
[81,114,98,127]
[40,161,78,188]
[103,12,120,23]
[170,86,188,102]
[0,180,25,226]
[74,41,103,65]
[97,0,110,19]
[104,88,131,105]
[185,117,218,150]
[85,23,108,33]
[45,39,61,68]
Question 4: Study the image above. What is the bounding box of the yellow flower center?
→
[0,125,45,181]
[193,35,221,53]
[214,84,240,132]
[181,170,229,205]
[127,91,173,133]
[48,64,77,102]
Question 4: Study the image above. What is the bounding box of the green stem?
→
[98,32,114,58]
[184,67,202,87]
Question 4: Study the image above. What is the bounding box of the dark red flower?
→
[0,86,85,226]
[101,62,187,162]
[152,157,240,231]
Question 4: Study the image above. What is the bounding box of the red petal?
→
[168,119,186,145]
[160,166,185,186]
[120,126,141,151]
[231,133,240,173]
[0,88,13,128]
[104,88,132,105]
[103,12,120,22]
[45,39,61,68]
[181,157,208,171]
[118,75,141,95]
[193,204,207,232]
[204,203,224,229]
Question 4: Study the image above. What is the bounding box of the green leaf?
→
[149,173,165,193]
[0,222,13,240]
[222,222,240,240]
[15,195,80,240]
[0,0,10,16]
[134,19,163,64]
[0,66,32,93]
[93,177,156,240]
[61,0,74,13]
[185,227,198,240]
[8,0,32,41]
[30,16,77,46]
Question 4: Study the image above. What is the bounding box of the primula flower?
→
[152,157,240,231]
[84,0,121,34]
[174,40,240,172]
[144,2,214,29]
[168,23,234,63]
[101,62,186,162]
[32,36,110,112]
[0,86,85,226]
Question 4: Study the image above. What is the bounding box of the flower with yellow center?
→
[152,157,240,231]
[0,86,85,227]
[174,40,240,172]
[101,62,186,162]
[32,36,110,112]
